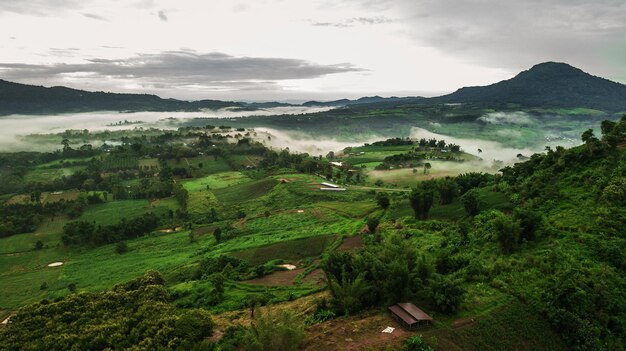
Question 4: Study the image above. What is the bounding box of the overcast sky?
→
[1,0,625,101]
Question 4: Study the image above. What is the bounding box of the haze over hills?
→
[1,62,626,116]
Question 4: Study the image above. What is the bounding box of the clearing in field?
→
[242,267,305,286]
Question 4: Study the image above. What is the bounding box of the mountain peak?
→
[435,62,626,111]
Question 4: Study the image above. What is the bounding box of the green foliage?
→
[410,183,435,219]
[461,189,481,216]
[436,177,459,204]
[403,335,434,351]
[0,271,214,351]
[492,213,521,254]
[429,274,465,314]
[245,308,304,351]
[376,192,391,210]
[602,177,626,205]
[367,216,380,233]
[115,240,128,254]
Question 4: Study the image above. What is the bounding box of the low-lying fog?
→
[252,128,382,157]
[0,106,332,152]
[409,127,541,163]
[0,108,565,171]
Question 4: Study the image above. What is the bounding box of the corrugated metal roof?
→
[397,302,433,321]
[389,305,417,325]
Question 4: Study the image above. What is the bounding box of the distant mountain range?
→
[1,61,625,116]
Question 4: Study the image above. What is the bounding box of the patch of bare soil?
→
[338,235,364,251]
[303,310,418,351]
[243,268,305,286]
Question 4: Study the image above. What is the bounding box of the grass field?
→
[316,201,378,218]
[79,198,179,226]
[213,178,279,205]
[24,167,86,183]
[187,191,219,215]
[181,171,250,192]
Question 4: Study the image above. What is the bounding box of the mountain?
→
[432,62,626,111]
[2,62,626,115]
[0,79,415,115]
[0,79,244,115]
[303,95,421,107]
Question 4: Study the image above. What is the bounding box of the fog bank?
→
[0,106,332,152]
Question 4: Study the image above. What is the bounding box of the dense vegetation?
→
[0,271,215,350]
[0,115,625,350]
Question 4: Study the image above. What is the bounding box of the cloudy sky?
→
[1,0,625,101]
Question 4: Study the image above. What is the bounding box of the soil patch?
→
[338,235,364,252]
[243,268,304,286]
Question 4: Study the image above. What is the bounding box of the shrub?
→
[115,241,128,254]
[245,308,304,351]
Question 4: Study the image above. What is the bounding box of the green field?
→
[181,171,250,192]
[24,167,85,183]
[213,178,279,205]
[79,198,179,226]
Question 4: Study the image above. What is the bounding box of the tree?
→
[367,216,380,233]
[423,162,432,174]
[581,129,598,155]
[513,207,542,241]
[376,192,390,210]
[246,308,304,351]
[436,177,459,205]
[461,189,480,216]
[213,227,222,243]
[429,274,465,314]
[61,138,71,153]
[492,213,521,254]
[35,240,44,250]
[210,273,225,302]
[409,185,435,219]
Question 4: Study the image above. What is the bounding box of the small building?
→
[389,302,433,330]
[330,161,344,167]
[320,187,346,191]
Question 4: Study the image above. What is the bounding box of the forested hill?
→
[432,62,626,111]
[0,79,243,115]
